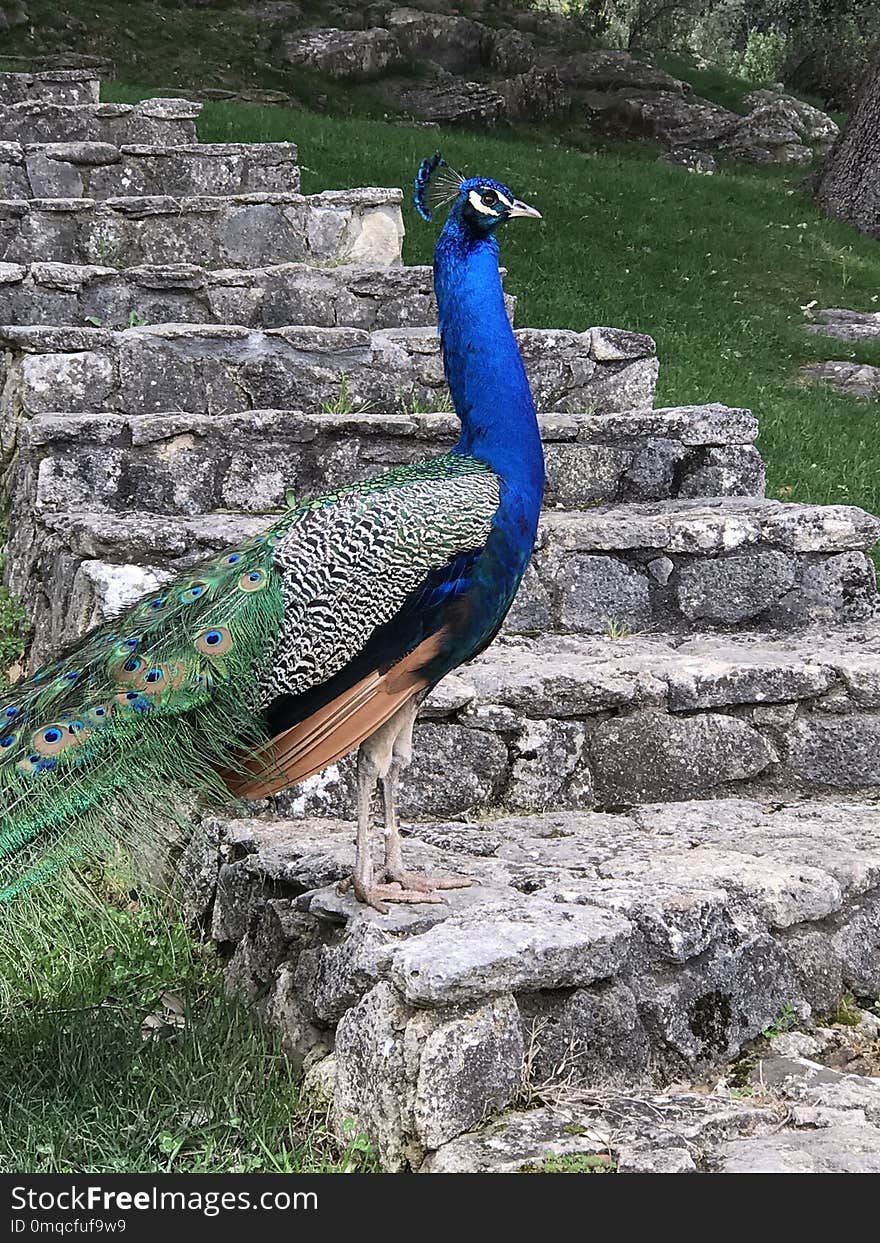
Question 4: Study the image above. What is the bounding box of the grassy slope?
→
[0,0,399,118]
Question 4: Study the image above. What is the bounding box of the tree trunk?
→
[812,53,880,239]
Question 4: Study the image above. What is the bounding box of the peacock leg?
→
[340,707,446,914]
[379,698,471,896]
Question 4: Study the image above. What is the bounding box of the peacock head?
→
[414,153,541,236]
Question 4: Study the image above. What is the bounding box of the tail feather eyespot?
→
[83,703,113,728]
[179,581,209,604]
[237,569,267,593]
[30,720,90,757]
[115,690,153,712]
[195,626,233,657]
[110,656,144,685]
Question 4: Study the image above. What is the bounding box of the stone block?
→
[588,710,774,802]
[674,550,797,624]
[389,898,632,1007]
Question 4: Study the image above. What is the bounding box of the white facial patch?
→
[468,188,514,216]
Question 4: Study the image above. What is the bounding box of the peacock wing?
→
[238,456,503,795]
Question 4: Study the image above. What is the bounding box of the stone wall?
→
[0,98,201,145]
[219,626,880,818]
[0,141,300,200]
[0,262,483,330]
[0,322,655,430]
[0,189,405,269]
[179,794,880,1169]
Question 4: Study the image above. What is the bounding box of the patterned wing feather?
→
[262,460,501,703]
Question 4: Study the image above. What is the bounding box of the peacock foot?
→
[336,873,447,915]
[381,867,473,894]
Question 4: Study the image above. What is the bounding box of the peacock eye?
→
[481,189,498,207]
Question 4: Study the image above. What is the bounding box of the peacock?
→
[0,155,544,916]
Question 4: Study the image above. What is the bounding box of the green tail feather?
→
[0,524,289,910]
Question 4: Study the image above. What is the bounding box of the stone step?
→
[230,625,880,813]
[0,98,201,146]
[0,141,300,200]
[0,70,100,108]
[0,322,654,428]
[8,498,876,659]
[806,308,880,345]
[179,793,880,1168]
[0,189,404,269]
[0,261,449,330]
[11,403,762,517]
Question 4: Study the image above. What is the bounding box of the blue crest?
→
[414,152,464,222]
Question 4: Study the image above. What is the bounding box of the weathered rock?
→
[742,89,839,146]
[0,70,100,108]
[588,711,775,803]
[422,1093,769,1172]
[385,8,488,74]
[719,1120,880,1173]
[411,994,523,1151]
[557,51,689,95]
[674,550,797,624]
[719,101,814,165]
[389,898,632,1007]
[807,307,880,346]
[800,360,880,399]
[503,68,569,123]
[283,27,402,79]
[333,981,523,1170]
[487,30,535,77]
[783,716,880,789]
[390,78,508,127]
[0,98,201,146]
[518,980,651,1085]
[558,554,652,632]
[591,90,737,149]
[663,147,717,174]
[507,718,590,811]
[403,724,507,817]
[0,189,404,270]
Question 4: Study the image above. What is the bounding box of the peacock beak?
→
[508,199,542,219]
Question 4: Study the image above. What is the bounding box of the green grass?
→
[0,879,375,1174]
[0,524,27,680]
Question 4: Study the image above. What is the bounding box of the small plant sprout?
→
[761,1002,800,1039]
[319,375,373,416]
[603,618,632,640]
[403,389,455,415]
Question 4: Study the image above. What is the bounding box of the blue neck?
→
[433,211,545,514]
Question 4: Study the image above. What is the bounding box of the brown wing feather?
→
[228,631,446,798]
